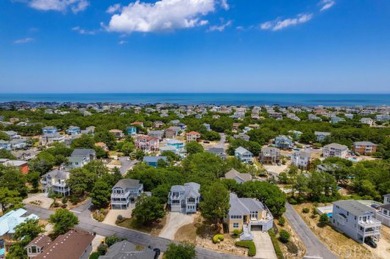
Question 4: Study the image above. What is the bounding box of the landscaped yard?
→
[294,203,375,259]
[116,214,167,236]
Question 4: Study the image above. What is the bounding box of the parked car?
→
[365,237,377,248]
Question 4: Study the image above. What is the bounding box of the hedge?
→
[268,229,284,259]
[235,241,256,257]
[89,252,100,259]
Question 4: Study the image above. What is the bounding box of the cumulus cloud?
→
[14,37,34,44]
[106,0,221,33]
[319,0,335,12]
[208,20,232,32]
[260,13,313,31]
[27,0,89,13]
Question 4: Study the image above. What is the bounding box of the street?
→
[284,203,338,259]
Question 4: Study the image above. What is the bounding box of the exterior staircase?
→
[240,224,254,241]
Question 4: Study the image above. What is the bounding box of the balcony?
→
[111,191,131,198]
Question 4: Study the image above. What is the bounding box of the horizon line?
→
[1,92,390,95]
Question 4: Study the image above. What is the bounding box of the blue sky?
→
[1,0,389,93]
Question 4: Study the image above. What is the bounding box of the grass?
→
[116,216,167,236]
[175,223,198,243]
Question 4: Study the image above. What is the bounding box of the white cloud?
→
[106,3,121,14]
[319,0,335,12]
[72,26,97,35]
[260,13,313,31]
[208,20,232,32]
[106,0,220,33]
[14,37,34,44]
[220,0,229,10]
[118,40,127,45]
[28,0,89,13]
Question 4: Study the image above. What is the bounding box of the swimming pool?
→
[327,213,333,218]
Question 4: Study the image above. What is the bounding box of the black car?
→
[365,237,377,248]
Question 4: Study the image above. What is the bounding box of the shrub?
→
[97,243,108,255]
[235,241,256,257]
[212,234,224,244]
[285,241,298,254]
[62,197,68,204]
[278,217,285,226]
[279,230,290,243]
[302,207,310,213]
[319,213,329,227]
[232,229,242,238]
[116,215,124,224]
[89,252,100,259]
[288,197,297,205]
[52,202,60,208]
[269,229,284,259]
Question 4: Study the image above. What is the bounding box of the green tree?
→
[132,195,165,226]
[0,187,22,212]
[319,213,329,227]
[14,219,44,245]
[185,141,204,155]
[0,149,16,159]
[71,134,95,149]
[67,168,96,197]
[120,141,135,156]
[94,131,116,150]
[27,171,40,190]
[164,242,196,259]
[91,180,111,209]
[200,182,230,225]
[49,208,79,236]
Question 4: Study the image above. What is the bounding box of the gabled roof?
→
[224,169,252,183]
[113,179,141,189]
[99,240,156,259]
[26,235,52,248]
[43,169,70,180]
[143,156,167,163]
[235,146,252,155]
[34,229,94,259]
[0,208,39,236]
[71,148,96,157]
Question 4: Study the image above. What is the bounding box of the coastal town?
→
[0,101,389,259]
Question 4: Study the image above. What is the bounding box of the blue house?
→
[275,135,294,149]
[143,156,168,167]
[126,126,137,135]
[0,140,11,150]
[66,126,81,135]
[42,126,57,135]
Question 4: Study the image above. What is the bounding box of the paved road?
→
[26,204,245,259]
[284,203,338,259]
[217,133,226,150]
[118,157,138,175]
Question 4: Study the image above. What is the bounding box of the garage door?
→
[251,225,263,231]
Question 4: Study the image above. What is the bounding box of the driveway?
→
[23,193,53,209]
[118,157,138,175]
[252,231,277,259]
[103,204,135,226]
[285,203,338,259]
[159,212,196,240]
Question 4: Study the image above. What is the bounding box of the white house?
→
[331,200,381,243]
[323,143,349,158]
[235,147,253,164]
[41,169,71,196]
[111,179,144,210]
[168,182,200,214]
[291,150,311,170]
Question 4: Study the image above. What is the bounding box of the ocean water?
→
[0,93,389,106]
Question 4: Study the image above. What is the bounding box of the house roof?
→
[186,131,200,136]
[224,169,252,183]
[229,193,265,216]
[43,169,70,180]
[353,141,376,146]
[235,146,252,155]
[34,229,94,259]
[99,240,156,259]
[384,194,390,198]
[26,235,52,249]
[333,200,375,216]
[71,148,96,157]
[113,179,141,189]
[0,208,39,236]
[324,143,348,151]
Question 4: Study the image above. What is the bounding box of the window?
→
[233,223,239,228]
[231,215,242,219]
